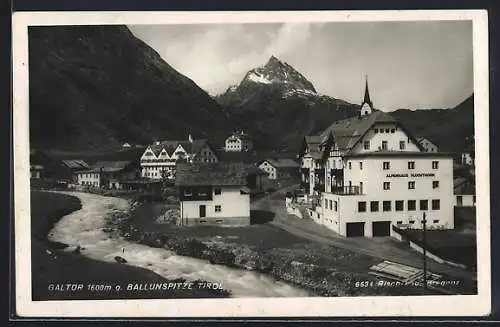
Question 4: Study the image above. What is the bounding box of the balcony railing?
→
[140,159,178,164]
[331,185,362,195]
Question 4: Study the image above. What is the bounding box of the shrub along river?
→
[48,191,309,298]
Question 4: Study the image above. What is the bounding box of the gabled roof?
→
[191,139,212,154]
[245,165,268,176]
[218,151,259,164]
[260,158,299,168]
[83,160,135,173]
[226,131,252,142]
[175,162,249,186]
[318,110,396,150]
[305,135,322,148]
[61,159,89,170]
[416,136,438,146]
[302,135,323,159]
[416,136,428,142]
[148,139,212,157]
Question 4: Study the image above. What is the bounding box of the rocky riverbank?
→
[31,191,231,300]
[49,192,306,297]
[105,200,429,297]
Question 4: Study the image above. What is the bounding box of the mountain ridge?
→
[28,25,232,151]
[391,94,474,153]
[214,55,361,151]
[28,26,474,155]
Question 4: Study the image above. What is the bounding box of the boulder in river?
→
[114,256,127,264]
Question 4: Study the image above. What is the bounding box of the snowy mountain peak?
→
[265,55,284,68]
[239,56,317,94]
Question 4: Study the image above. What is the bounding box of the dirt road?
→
[252,185,475,281]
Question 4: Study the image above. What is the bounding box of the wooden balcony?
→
[331,185,362,195]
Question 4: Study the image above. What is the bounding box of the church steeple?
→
[360,74,373,117]
[363,75,372,107]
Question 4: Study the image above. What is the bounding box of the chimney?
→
[188,133,193,143]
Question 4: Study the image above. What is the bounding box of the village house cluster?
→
[29,80,475,237]
[139,135,218,180]
[224,130,253,152]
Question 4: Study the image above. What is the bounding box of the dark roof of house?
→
[416,136,431,143]
[148,139,211,157]
[226,131,252,142]
[303,135,323,159]
[260,158,299,168]
[82,160,135,173]
[454,177,475,195]
[345,151,454,158]
[61,159,89,170]
[318,110,396,150]
[416,136,439,148]
[175,162,251,186]
[217,151,259,164]
[244,164,268,176]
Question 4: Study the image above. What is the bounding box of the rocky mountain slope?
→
[392,94,474,153]
[214,56,359,151]
[28,25,231,151]
[28,26,474,156]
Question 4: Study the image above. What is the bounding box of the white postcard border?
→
[12,10,491,318]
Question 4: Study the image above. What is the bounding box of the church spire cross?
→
[363,74,373,107]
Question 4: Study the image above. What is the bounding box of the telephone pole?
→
[422,212,428,294]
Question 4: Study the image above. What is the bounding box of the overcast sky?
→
[129,21,473,111]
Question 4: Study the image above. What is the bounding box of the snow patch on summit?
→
[247,72,272,84]
[284,89,317,97]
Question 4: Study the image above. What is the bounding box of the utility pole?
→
[422,212,428,294]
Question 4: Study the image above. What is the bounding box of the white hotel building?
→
[140,135,218,180]
[299,80,455,237]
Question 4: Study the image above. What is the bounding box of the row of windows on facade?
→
[346,160,439,170]
[381,180,440,190]
[321,218,441,225]
[80,173,99,179]
[143,167,170,178]
[363,139,409,151]
[374,127,398,134]
[81,181,98,187]
[328,180,440,191]
[320,159,440,171]
[323,198,441,212]
[184,188,222,197]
